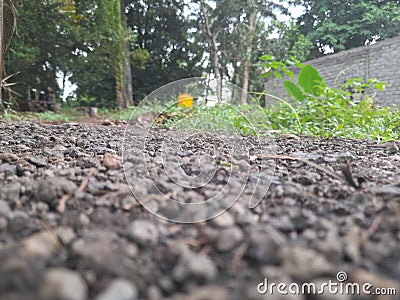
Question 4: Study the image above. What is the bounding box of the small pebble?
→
[39,268,88,300]
[95,278,137,300]
[173,249,217,282]
[215,226,244,252]
[125,219,158,246]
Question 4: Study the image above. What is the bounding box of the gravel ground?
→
[0,120,399,300]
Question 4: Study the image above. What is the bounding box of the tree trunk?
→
[116,63,124,109]
[240,12,255,105]
[200,0,221,101]
[122,41,133,107]
[0,0,3,105]
[115,0,124,109]
[120,0,133,108]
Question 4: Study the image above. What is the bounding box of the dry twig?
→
[340,162,360,189]
[57,168,96,213]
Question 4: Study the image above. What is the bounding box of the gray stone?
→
[215,226,244,252]
[282,246,335,281]
[0,200,11,217]
[0,163,17,177]
[124,243,139,258]
[246,225,286,265]
[125,219,158,246]
[172,249,217,282]
[35,201,50,213]
[39,268,88,300]
[0,182,21,202]
[28,157,48,167]
[43,147,65,160]
[185,285,230,300]
[55,226,76,245]
[79,213,91,226]
[343,227,363,263]
[10,210,28,220]
[0,216,8,230]
[211,212,235,228]
[146,285,162,300]
[21,231,60,259]
[95,278,138,300]
[34,177,77,207]
[92,146,112,155]
[0,152,19,162]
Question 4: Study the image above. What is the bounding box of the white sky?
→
[278,3,305,22]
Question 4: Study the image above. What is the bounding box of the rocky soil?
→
[0,120,399,300]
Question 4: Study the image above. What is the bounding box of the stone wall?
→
[264,36,400,107]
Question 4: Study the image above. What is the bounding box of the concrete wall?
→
[264,36,400,107]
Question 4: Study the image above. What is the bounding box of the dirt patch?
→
[0,120,399,299]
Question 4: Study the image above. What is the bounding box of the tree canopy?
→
[127,0,203,102]
[297,0,400,58]
[2,0,400,108]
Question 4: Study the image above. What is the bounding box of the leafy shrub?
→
[260,56,399,142]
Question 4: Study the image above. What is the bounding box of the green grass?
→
[144,99,400,142]
[30,111,75,122]
[265,98,400,142]
[2,98,399,142]
[1,109,75,122]
[98,107,137,121]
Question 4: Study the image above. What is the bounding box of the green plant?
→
[259,57,400,141]
[1,108,24,122]
[154,103,259,136]
[31,111,75,122]
[259,55,303,80]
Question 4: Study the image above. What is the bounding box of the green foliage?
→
[151,103,259,136]
[259,55,306,80]
[5,0,130,108]
[0,109,74,122]
[30,111,75,122]
[263,21,312,62]
[259,57,400,141]
[5,0,65,100]
[296,65,326,96]
[1,108,24,122]
[128,0,203,102]
[131,48,151,70]
[283,80,304,102]
[297,0,400,58]
[68,0,125,105]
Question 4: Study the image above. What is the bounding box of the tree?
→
[191,0,290,103]
[5,1,64,97]
[1,0,4,104]
[298,0,400,58]
[4,0,134,108]
[233,0,284,104]
[120,0,133,108]
[126,0,203,102]
[1,0,17,105]
[66,0,134,108]
[264,21,312,62]
[199,0,222,100]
